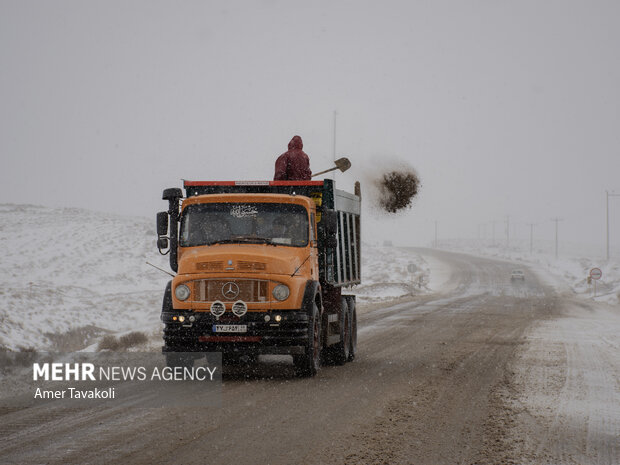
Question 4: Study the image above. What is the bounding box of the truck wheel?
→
[331,298,351,365]
[294,302,321,377]
[163,325,193,353]
[348,298,357,362]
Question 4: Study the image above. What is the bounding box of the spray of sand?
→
[362,159,421,214]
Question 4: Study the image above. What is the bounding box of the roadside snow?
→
[349,244,432,303]
[438,239,620,306]
[4,203,615,352]
[0,204,169,350]
[0,205,439,351]
[503,301,620,463]
[421,252,457,293]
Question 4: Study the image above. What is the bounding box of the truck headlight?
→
[175,284,191,301]
[272,284,290,301]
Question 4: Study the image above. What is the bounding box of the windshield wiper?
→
[205,239,238,246]
[206,236,276,246]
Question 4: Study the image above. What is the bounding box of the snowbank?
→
[0,204,169,350]
[349,244,433,304]
[438,238,620,306]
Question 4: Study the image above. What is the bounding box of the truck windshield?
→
[180,203,309,248]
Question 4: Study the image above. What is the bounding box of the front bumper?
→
[162,310,309,355]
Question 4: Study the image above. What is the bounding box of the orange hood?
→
[177,243,309,277]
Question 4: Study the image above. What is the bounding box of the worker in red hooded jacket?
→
[273,135,312,181]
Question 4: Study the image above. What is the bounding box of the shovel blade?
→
[334,157,351,172]
[311,157,352,177]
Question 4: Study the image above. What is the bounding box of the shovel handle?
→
[311,166,339,177]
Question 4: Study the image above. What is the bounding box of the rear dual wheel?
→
[331,298,351,365]
[324,297,357,365]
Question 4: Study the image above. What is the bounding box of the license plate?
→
[213,324,247,333]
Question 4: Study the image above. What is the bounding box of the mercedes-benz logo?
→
[222,282,240,300]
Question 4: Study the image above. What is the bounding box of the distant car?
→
[510,270,525,281]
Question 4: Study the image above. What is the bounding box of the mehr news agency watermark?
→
[1,352,222,408]
[32,361,218,400]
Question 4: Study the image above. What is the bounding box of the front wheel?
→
[294,302,321,377]
[348,297,357,362]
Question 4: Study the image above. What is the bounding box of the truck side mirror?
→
[157,211,169,236]
[322,210,339,236]
[157,237,169,249]
[162,188,183,201]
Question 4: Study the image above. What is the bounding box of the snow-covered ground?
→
[437,238,620,306]
[0,204,170,351]
[506,301,620,463]
[1,204,618,352]
[350,244,432,303]
[0,204,432,351]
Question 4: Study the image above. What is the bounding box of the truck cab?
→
[157,180,360,377]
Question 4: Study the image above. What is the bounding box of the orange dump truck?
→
[156,179,361,376]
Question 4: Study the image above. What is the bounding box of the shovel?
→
[311,157,351,177]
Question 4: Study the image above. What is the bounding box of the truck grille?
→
[191,279,270,303]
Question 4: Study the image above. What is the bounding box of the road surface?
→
[1,249,619,464]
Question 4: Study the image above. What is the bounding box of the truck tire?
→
[347,297,357,362]
[294,302,321,377]
[162,324,194,353]
[331,297,351,365]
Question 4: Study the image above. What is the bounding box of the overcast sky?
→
[1,0,619,252]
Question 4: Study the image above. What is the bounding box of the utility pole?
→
[527,223,535,254]
[332,110,337,181]
[434,220,438,248]
[506,216,510,248]
[551,218,563,259]
[512,222,517,241]
[606,191,620,260]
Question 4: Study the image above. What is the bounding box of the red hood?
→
[288,135,303,150]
